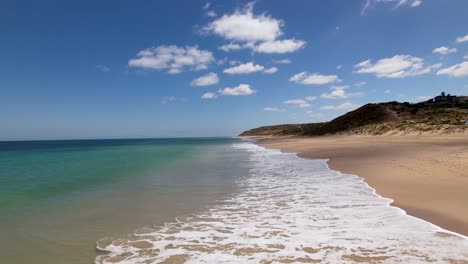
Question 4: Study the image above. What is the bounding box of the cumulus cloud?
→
[289,72,341,85]
[128,45,215,74]
[252,39,305,54]
[353,55,441,78]
[205,10,217,17]
[273,59,291,64]
[219,43,243,52]
[433,46,457,55]
[219,84,256,96]
[436,61,468,77]
[205,3,282,42]
[201,92,218,99]
[320,87,364,100]
[456,35,468,43]
[320,102,360,111]
[205,3,305,54]
[224,62,264,74]
[191,72,219,86]
[361,0,422,15]
[264,107,285,112]
[321,89,348,99]
[263,67,278,74]
[283,99,311,108]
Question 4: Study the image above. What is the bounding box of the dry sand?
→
[257,133,468,236]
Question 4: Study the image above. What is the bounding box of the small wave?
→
[96,142,468,263]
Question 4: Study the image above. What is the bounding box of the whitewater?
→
[96,142,468,263]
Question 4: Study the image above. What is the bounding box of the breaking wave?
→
[96,142,468,263]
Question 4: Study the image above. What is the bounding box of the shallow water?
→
[0,138,249,263]
[97,142,468,263]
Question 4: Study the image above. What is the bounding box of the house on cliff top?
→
[433,92,468,104]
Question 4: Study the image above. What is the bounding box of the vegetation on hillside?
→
[239,101,468,137]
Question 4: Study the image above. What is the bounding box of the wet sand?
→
[257,133,468,236]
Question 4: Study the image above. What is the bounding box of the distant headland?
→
[240,92,468,137]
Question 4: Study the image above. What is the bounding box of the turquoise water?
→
[0,138,250,263]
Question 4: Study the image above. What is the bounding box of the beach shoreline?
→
[255,133,468,236]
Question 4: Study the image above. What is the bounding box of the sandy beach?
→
[257,133,468,236]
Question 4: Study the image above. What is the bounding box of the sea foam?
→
[96,142,468,263]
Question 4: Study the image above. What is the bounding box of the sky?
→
[1,0,468,140]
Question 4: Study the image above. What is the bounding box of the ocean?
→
[1,138,467,263]
[0,138,249,263]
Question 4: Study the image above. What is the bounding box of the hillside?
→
[239,124,304,137]
[240,101,468,137]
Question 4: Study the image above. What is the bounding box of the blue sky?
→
[1,0,468,140]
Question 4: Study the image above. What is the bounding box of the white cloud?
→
[417,95,433,101]
[456,35,468,43]
[219,43,243,52]
[191,72,219,86]
[205,10,217,17]
[436,61,468,77]
[361,0,422,15]
[205,3,305,54]
[252,39,305,54]
[273,59,291,64]
[201,92,218,99]
[283,99,311,108]
[320,86,364,100]
[411,0,422,7]
[320,89,349,99]
[354,81,367,87]
[128,45,215,74]
[320,102,360,111]
[336,65,342,70]
[205,3,282,42]
[290,72,341,85]
[433,46,457,55]
[353,55,441,78]
[384,89,391,94]
[96,65,110,72]
[224,62,264,74]
[264,107,285,112]
[219,84,255,96]
[305,96,317,101]
[464,55,468,60]
[263,67,278,74]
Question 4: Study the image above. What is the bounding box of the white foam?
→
[96,142,468,263]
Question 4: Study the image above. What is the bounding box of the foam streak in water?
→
[96,142,468,263]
